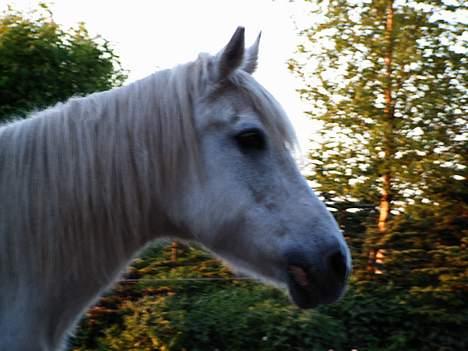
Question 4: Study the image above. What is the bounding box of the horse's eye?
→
[235,129,266,151]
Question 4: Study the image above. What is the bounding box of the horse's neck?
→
[0,81,181,350]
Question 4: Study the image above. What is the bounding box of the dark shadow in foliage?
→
[321,282,467,351]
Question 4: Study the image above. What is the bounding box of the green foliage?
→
[321,283,467,351]
[70,245,467,350]
[384,192,468,296]
[97,288,346,351]
[289,0,466,207]
[286,0,466,349]
[71,245,347,351]
[0,4,126,121]
[289,0,466,281]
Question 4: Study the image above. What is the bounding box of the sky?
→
[1,0,319,149]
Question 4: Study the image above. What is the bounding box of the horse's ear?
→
[242,32,261,74]
[216,26,245,79]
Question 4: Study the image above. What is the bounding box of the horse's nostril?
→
[328,250,348,281]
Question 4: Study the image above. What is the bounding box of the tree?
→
[289,2,467,348]
[0,4,126,121]
[289,0,466,279]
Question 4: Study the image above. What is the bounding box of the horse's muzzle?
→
[284,244,351,309]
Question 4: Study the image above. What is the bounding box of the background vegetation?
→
[1,2,466,350]
[0,3,126,122]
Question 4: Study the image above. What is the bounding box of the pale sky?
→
[1,0,319,149]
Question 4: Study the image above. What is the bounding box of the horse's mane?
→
[0,52,296,285]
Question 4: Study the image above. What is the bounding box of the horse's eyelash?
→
[234,128,266,150]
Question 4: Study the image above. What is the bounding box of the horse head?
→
[173,27,351,308]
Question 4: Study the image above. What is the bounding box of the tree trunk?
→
[369,0,395,274]
[171,241,178,262]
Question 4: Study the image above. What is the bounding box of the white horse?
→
[0,27,351,350]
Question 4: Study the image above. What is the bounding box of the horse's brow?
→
[203,114,241,132]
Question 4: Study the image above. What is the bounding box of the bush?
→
[71,246,467,351]
[320,284,467,351]
[94,285,346,351]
